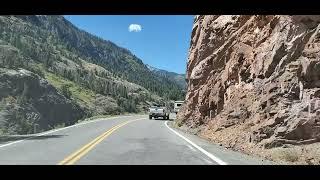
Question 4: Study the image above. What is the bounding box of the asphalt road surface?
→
[0,114,273,165]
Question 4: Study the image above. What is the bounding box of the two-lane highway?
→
[0,115,272,165]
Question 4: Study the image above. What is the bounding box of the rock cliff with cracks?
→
[177,15,320,164]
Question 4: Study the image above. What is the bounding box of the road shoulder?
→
[166,121,275,165]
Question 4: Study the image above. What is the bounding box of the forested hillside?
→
[0,15,185,134]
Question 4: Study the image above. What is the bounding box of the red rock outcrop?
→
[177,15,320,154]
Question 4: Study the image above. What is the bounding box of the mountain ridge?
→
[146,64,186,89]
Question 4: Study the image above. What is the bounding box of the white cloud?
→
[128,24,142,32]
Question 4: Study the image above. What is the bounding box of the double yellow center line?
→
[58,118,143,165]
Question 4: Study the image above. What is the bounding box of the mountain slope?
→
[12,15,184,99]
[0,15,184,134]
[146,64,186,89]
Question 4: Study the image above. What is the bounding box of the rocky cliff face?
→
[0,68,85,134]
[177,15,320,163]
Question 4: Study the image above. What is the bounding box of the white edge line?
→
[202,158,214,164]
[187,144,196,152]
[164,121,228,165]
[0,115,144,148]
[0,140,25,148]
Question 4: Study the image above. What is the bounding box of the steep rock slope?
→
[0,68,85,134]
[177,15,320,164]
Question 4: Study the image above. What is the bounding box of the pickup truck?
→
[149,106,170,120]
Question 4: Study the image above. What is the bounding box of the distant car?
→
[174,101,184,114]
[149,106,170,120]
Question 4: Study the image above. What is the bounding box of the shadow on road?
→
[0,134,66,144]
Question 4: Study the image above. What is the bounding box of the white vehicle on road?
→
[174,101,184,114]
[149,106,170,120]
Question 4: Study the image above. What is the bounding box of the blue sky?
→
[64,15,194,74]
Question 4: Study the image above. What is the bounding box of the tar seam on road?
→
[0,115,142,149]
[164,121,228,165]
[58,118,145,165]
